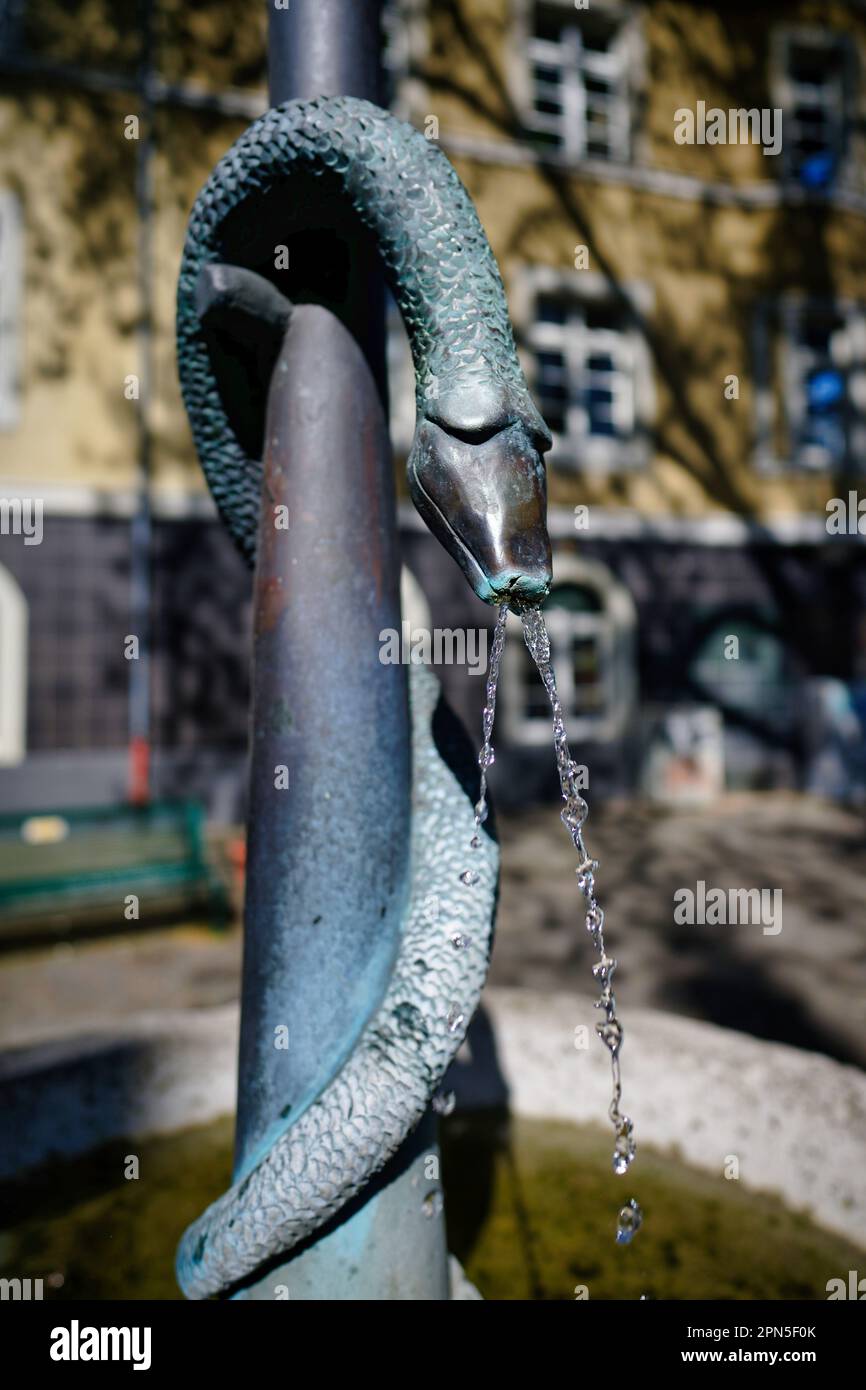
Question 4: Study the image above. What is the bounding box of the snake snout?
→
[408,413,552,607]
[486,566,551,606]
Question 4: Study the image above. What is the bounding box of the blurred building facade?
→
[2,0,866,817]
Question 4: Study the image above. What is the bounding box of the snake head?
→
[407,380,553,606]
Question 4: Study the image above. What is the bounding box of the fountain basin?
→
[0,988,863,1298]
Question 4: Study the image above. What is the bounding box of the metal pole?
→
[232,0,449,1298]
[128,0,155,804]
[268,0,386,107]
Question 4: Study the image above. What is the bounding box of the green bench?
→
[0,800,230,944]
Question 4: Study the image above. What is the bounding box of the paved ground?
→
[0,926,242,1049]
[0,791,864,1070]
[493,791,866,1070]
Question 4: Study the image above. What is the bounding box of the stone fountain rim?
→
[1,987,863,1251]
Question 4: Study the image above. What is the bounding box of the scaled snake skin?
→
[175,96,551,1299]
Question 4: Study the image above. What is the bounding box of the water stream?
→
[461,601,641,1244]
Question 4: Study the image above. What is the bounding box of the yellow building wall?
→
[0,0,261,498]
[1,0,864,525]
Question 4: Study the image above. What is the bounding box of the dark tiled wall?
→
[402,528,866,799]
[150,520,252,749]
[603,538,866,701]
[3,516,130,749]
[6,515,866,783]
[2,514,252,752]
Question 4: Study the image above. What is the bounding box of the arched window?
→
[0,563,27,765]
[688,618,805,737]
[501,554,636,746]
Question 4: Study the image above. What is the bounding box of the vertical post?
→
[232,0,449,1298]
[129,0,155,804]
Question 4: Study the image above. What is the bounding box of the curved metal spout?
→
[194,260,553,605]
[409,414,552,604]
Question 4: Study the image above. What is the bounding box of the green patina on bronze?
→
[177,94,552,603]
[173,95,556,1298]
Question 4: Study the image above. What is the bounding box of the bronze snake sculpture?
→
[175,95,551,1299]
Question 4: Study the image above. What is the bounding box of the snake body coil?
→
[175,97,550,1298]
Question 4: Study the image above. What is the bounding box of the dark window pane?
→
[547,583,603,614]
[538,297,567,324]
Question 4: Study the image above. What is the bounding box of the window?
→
[501,555,636,746]
[381,0,426,116]
[533,294,634,440]
[775,30,853,190]
[521,269,652,471]
[386,293,416,458]
[526,2,631,161]
[400,563,431,639]
[0,1,26,56]
[756,298,866,472]
[786,303,852,469]
[0,191,22,430]
[689,618,804,738]
[381,0,408,108]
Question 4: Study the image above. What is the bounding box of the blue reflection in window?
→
[807,368,844,411]
[799,151,837,189]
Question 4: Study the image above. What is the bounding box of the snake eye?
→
[425,413,511,446]
[438,421,505,445]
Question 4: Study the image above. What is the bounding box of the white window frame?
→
[386,293,417,459]
[0,563,27,765]
[0,191,23,431]
[511,0,641,166]
[513,265,653,472]
[381,0,429,121]
[753,295,866,473]
[400,562,431,638]
[771,26,855,190]
[501,553,636,746]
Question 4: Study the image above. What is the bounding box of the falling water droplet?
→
[561,797,589,833]
[615,1198,642,1245]
[450,931,470,951]
[422,1190,444,1219]
[459,869,479,887]
[519,604,640,1238]
[612,1117,636,1175]
[592,956,617,986]
[597,1018,623,1054]
[470,834,482,850]
[474,800,488,824]
[446,1005,465,1034]
[432,1090,456,1117]
[576,858,598,895]
[585,905,604,937]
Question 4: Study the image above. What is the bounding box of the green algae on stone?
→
[0,1118,234,1301]
[0,1111,861,1300]
[440,1113,865,1302]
